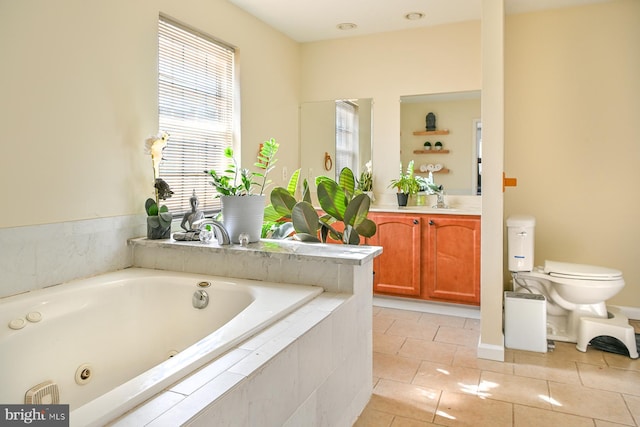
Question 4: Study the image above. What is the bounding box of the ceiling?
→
[227,0,611,43]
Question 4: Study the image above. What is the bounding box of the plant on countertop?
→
[204,137,279,196]
[144,131,173,239]
[264,167,377,245]
[388,160,420,195]
[357,160,373,192]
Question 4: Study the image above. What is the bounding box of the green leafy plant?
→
[264,167,376,245]
[357,160,373,192]
[388,160,420,195]
[205,138,279,196]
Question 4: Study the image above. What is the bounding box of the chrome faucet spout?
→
[193,219,231,245]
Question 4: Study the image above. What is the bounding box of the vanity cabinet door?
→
[423,215,481,305]
[367,213,422,296]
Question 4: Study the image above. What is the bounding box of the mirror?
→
[400,91,481,195]
[300,99,373,190]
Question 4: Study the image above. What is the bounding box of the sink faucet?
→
[192,219,231,245]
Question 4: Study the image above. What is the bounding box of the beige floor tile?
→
[374,331,406,355]
[418,313,466,329]
[353,406,394,427]
[374,352,421,383]
[513,404,594,427]
[513,352,581,384]
[548,381,635,425]
[594,421,636,427]
[374,314,395,333]
[550,341,607,365]
[478,371,552,409]
[391,416,441,427]
[603,351,640,371]
[622,394,640,426]
[367,379,440,422]
[434,391,513,426]
[387,318,439,341]
[463,318,480,331]
[577,362,640,396]
[398,338,458,365]
[453,347,515,375]
[434,326,480,348]
[412,361,481,395]
[377,308,423,321]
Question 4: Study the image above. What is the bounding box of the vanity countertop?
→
[370,205,481,216]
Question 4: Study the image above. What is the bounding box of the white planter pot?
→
[221,195,266,243]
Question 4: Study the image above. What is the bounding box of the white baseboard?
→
[477,338,505,361]
[373,296,480,319]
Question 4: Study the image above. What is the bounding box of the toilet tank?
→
[506,215,535,272]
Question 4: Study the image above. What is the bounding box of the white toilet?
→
[506,215,638,358]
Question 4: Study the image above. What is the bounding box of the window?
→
[335,100,359,177]
[158,16,236,214]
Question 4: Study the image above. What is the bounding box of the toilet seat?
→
[544,260,623,281]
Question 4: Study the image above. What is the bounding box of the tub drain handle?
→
[192,289,209,309]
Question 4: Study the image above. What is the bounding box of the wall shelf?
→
[413,130,450,136]
[414,168,450,174]
[413,149,449,154]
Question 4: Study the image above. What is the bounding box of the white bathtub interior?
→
[0,268,323,425]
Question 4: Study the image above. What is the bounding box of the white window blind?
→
[158,16,235,214]
[335,100,359,176]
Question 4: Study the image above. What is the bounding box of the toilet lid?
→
[544,260,623,280]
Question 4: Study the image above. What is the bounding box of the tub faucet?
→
[193,219,231,245]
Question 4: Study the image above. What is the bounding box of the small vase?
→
[146,218,171,239]
[396,192,409,207]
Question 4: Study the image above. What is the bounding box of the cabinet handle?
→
[413,219,419,225]
[429,220,435,226]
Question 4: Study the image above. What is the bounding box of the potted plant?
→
[357,160,374,202]
[264,167,377,245]
[204,138,279,243]
[388,160,419,206]
[144,131,173,239]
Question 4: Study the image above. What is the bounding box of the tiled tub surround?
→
[0,268,323,425]
[0,215,145,298]
[115,238,381,426]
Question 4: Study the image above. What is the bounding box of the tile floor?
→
[354,306,640,427]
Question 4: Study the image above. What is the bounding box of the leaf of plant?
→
[317,179,347,221]
[270,187,297,217]
[159,211,172,227]
[287,168,300,195]
[302,178,312,203]
[145,198,157,216]
[294,233,321,243]
[338,167,356,198]
[344,193,370,227]
[291,202,320,235]
[354,218,377,238]
[263,204,284,222]
[270,222,295,239]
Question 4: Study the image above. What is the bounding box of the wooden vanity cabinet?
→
[367,212,480,305]
[367,213,422,296]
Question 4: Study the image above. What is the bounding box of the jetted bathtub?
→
[0,268,323,426]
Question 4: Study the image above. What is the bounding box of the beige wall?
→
[0,0,300,228]
[504,0,640,307]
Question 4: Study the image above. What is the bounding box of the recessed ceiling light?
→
[404,12,425,21]
[336,23,357,31]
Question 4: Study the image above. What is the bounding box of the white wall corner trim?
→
[477,337,505,362]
